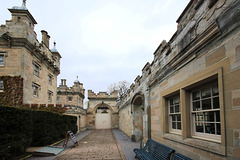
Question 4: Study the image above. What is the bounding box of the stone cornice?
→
[8,8,37,24]
[0,36,60,75]
[57,91,85,99]
[150,21,221,88]
[88,97,117,101]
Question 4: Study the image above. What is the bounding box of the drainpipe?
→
[147,86,151,139]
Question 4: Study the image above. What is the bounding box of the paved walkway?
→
[112,129,140,160]
[28,130,93,160]
[56,129,124,160]
[29,129,140,160]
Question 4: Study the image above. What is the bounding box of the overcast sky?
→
[1,0,189,95]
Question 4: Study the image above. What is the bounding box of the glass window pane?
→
[204,112,214,122]
[201,87,211,98]
[216,111,220,122]
[0,55,3,60]
[177,114,181,121]
[172,122,176,129]
[213,97,220,109]
[0,80,3,90]
[205,123,215,134]
[196,123,204,133]
[193,101,200,111]
[212,84,219,96]
[202,99,211,110]
[33,86,38,96]
[177,122,181,130]
[174,97,180,104]
[175,105,180,113]
[216,123,221,135]
[170,106,174,113]
[170,99,174,105]
[192,91,200,100]
[195,112,203,121]
[172,115,176,121]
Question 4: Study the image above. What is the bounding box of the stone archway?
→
[94,103,112,129]
[132,93,144,141]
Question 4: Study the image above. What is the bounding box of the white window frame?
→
[48,90,53,102]
[168,95,181,134]
[68,96,73,102]
[0,80,4,92]
[0,54,4,66]
[57,96,60,102]
[191,82,221,141]
[48,74,53,85]
[33,61,41,77]
[32,83,40,97]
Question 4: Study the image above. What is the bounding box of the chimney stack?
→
[41,30,50,48]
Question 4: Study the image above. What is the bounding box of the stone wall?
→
[87,90,118,129]
[118,0,240,159]
[119,104,132,137]
[57,79,85,107]
[0,4,61,106]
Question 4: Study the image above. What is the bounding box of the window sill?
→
[169,131,182,135]
[163,133,225,156]
[191,135,221,144]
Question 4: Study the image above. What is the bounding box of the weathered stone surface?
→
[118,0,240,159]
[87,90,118,129]
[0,4,61,105]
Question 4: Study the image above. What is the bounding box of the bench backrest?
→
[143,139,175,160]
[172,153,192,160]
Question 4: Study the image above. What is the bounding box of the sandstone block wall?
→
[87,90,118,129]
[118,0,240,159]
[0,4,61,106]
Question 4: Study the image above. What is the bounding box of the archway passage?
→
[95,104,111,129]
[132,94,144,141]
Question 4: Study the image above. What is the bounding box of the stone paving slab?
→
[28,130,93,160]
[28,129,140,160]
[33,147,64,157]
[55,129,124,160]
[112,129,140,160]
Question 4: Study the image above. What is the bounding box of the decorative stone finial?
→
[22,0,27,8]
[74,76,80,83]
[53,41,56,49]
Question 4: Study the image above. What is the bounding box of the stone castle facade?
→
[57,79,87,132]
[1,0,240,159]
[0,2,61,106]
[87,90,119,129]
[118,0,240,159]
